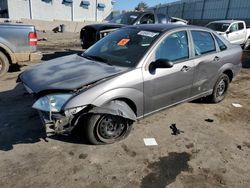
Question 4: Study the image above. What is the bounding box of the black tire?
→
[0,51,10,77]
[85,114,133,145]
[209,74,230,103]
[244,39,250,50]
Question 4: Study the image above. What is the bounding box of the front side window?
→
[83,28,161,67]
[229,23,239,32]
[155,31,189,62]
[191,31,216,56]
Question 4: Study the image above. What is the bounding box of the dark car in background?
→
[80,11,187,49]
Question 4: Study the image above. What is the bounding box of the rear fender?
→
[0,42,16,63]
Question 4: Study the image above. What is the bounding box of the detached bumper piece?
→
[38,111,75,135]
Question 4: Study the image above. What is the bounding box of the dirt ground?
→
[0,31,250,188]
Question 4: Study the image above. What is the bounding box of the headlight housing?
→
[32,94,72,112]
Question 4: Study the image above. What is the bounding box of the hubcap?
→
[97,115,126,141]
[217,80,226,97]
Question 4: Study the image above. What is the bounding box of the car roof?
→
[124,24,207,33]
[209,20,242,24]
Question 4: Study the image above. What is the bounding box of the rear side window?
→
[214,34,227,51]
[238,23,244,30]
[191,31,216,56]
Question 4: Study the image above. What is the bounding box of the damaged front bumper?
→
[38,110,77,135]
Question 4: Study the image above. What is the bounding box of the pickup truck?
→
[206,20,250,49]
[0,23,41,77]
[80,11,188,49]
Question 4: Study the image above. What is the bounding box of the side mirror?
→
[226,30,231,34]
[149,59,174,72]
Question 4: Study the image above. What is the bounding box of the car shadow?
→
[242,60,250,68]
[41,49,83,61]
[0,84,88,151]
[242,50,250,68]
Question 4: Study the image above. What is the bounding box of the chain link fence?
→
[150,0,250,26]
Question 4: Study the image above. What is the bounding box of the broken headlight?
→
[32,94,72,112]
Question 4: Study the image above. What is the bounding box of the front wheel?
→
[0,51,10,77]
[208,74,230,103]
[85,114,133,145]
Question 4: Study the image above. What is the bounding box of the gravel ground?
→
[0,31,250,188]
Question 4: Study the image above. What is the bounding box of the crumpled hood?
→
[20,54,128,93]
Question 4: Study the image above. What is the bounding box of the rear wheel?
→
[0,51,10,77]
[208,74,230,103]
[244,39,250,50]
[85,114,133,145]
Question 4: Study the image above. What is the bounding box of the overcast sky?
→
[113,0,177,11]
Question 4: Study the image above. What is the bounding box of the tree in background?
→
[135,2,148,12]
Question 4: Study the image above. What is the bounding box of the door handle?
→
[181,65,191,72]
[213,56,220,62]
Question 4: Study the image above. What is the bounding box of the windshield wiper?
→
[82,53,113,66]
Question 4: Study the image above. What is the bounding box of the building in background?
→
[0,0,115,22]
[150,0,250,25]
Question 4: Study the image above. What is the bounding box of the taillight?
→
[29,32,37,46]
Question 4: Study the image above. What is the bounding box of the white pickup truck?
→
[206,20,250,49]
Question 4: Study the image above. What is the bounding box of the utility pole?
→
[28,0,32,19]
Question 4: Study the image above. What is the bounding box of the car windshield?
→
[206,23,230,32]
[82,28,161,67]
[109,12,141,25]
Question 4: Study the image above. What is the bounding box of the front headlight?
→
[32,94,72,112]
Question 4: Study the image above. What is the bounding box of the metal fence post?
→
[201,0,206,20]
[225,0,231,19]
[181,2,185,19]
[95,0,98,21]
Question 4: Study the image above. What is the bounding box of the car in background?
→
[206,20,250,49]
[19,24,242,145]
[80,11,188,49]
[0,23,41,77]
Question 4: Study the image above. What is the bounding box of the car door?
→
[143,30,195,115]
[227,22,243,44]
[237,22,247,44]
[190,30,222,97]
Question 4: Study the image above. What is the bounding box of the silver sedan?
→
[19,24,242,144]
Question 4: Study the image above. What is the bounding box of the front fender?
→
[92,88,144,118]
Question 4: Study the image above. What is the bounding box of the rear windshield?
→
[206,23,230,32]
[109,12,141,25]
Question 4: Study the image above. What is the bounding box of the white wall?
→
[7,0,113,21]
[7,0,30,20]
